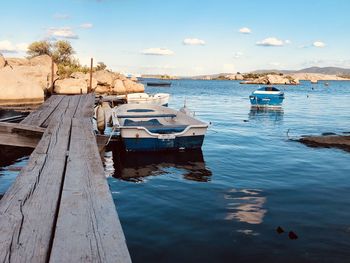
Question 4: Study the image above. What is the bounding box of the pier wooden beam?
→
[0,122,45,148]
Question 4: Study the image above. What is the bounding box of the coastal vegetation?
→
[27,40,108,78]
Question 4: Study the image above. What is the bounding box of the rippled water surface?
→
[1,80,350,262]
[107,80,350,263]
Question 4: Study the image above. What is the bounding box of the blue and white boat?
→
[249,86,285,107]
[112,104,208,152]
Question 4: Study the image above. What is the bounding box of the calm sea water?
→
[2,80,350,262]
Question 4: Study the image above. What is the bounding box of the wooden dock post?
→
[89,57,93,93]
[51,56,55,94]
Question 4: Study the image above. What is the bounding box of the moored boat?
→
[146,82,171,87]
[112,104,208,152]
[249,86,284,107]
[126,93,170,106]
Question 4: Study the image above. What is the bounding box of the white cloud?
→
[53,13,70,20]
[0,40,16,53]
[141,48,174,56]
[239,27,251,34]
[48,27,79,39]
[15,43,28,52]
[0,40,28,53]
[80,23,93,29]
[183,38,206,46]
[233,52,244,58]
[313,41,326,48]
[256,37,286,47]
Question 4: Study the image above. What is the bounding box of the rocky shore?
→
[0,54,144,107]
[194,72,350,85]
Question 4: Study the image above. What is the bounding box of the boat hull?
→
[249,94,284,107]
[122,135,205,152]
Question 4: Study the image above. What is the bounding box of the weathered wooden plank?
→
[21,95,64,127]
[0,122,45,134]
[49,117,131,263]
[74,93,96,118]
[0,132,41,148]
[0,96,80,263]
[41,95,81,128]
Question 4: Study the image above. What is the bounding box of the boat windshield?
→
[260,87,279,91]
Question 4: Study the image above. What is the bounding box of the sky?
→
[0,0,350,76]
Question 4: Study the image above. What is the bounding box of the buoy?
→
[96,105,106,134]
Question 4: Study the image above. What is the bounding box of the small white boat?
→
[126,93,170,106]
[112,104,208,152]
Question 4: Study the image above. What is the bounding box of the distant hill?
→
[296,67,350,75]
[252,67,350,75]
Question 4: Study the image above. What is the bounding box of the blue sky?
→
[0,0,349,76]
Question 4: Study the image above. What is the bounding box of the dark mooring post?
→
[51,57,54,94]
[89,58,93,93]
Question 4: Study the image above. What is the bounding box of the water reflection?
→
[105,143,212,182]
[224,189,266,224]
[248,107,284,124]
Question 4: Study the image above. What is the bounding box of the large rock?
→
[93,70,115,86]
[70,72,98,90]
[123,79,145,93]
[242,74,299,85]
[29,55,52,67]
[6,57,30,67]
[54,78,88,94]
[70,72,86,79]
[112,79,126,94]
[0,68,44,106]
[225,73,244,80]
[0,54,5,69]
[95,85,110,94]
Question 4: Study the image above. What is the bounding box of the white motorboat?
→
[112,104,208,151]
[126,93,170,106]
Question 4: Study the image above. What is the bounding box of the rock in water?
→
[288,231,298,240]
[276,226,285,234]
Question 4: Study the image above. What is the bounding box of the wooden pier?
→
[0,94,131,262]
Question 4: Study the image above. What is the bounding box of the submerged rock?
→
[299,135,350,153]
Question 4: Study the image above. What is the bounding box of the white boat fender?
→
[96,105,106,134]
